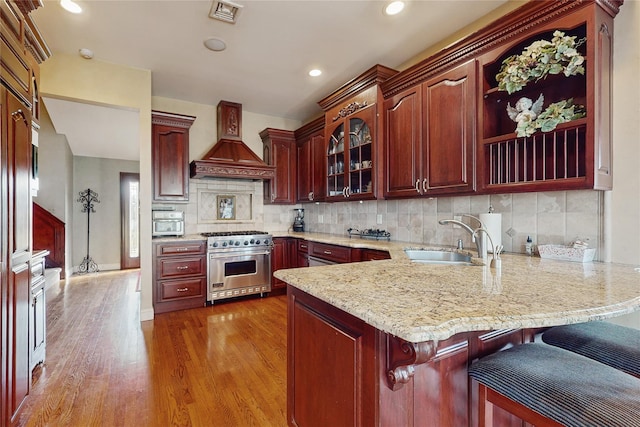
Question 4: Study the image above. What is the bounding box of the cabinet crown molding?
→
[381,0,624,99]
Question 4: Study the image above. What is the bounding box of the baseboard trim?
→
[140,308,154,322]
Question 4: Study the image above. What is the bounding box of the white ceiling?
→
[43,97,140,161]
[32,0,510,161]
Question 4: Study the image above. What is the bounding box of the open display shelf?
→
[480,23,595,191]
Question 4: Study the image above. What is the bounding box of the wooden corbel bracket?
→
[386,335,437,391]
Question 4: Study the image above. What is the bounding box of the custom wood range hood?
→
[190,100,276,180]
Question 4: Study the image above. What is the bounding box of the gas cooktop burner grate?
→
[201,230,269,237]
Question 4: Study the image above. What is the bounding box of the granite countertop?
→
[275,232,640,343]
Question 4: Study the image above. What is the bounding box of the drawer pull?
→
[175,247,189,252]
[300,244,308,249]
[176,287,189,292]
[323,250,332,255]
[176,266,189,270]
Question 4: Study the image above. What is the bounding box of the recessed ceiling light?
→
[204,37,227,52]
[78,48,93,59]
[60,0,82,14]
[384,1,405,16]
[309,69,322,77]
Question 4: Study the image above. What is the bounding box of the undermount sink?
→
[404,249,473,265]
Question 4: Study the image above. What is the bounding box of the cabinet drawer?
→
[297,239,309,253]
[160,277,206,301]
[157,256,206,279]
[309,242,351,264]
[360,249,391,261]
[156,240,206,256]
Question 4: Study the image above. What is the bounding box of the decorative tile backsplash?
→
[164,181,603,260]
[301,190,603,259]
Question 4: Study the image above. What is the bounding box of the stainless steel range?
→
[202,231,273,302]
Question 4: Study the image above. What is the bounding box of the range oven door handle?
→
[209,250,272,258]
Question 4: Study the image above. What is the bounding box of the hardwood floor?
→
[18,270,288,426]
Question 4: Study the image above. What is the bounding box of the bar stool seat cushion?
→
[542,321,640,377]
[468,343,640,427]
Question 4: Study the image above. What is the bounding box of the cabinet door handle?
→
[345,187,351,198]
[309,191,314,201]
[12,109,27,124]
[176,287,189,292]
[415,179,421,194]
[176,266,189,270]
[422,178,428,192]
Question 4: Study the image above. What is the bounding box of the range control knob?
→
[222,242,227,247]
[250,239,255,244]
[244,240,249,245]
[234,241,240,246]
[213,242,218,248]
[255,239,261,245]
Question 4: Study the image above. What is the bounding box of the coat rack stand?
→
[77,188,100,274]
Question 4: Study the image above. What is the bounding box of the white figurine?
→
[506,94,544,137]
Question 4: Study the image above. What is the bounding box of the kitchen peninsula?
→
[275,240,640,426]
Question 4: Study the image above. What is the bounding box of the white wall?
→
[40,52,153,320]
[37,104,74,278]
[607,0,640,328]
[72,157,139,271]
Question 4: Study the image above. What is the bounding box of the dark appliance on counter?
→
[152,209,185,237]
[293,208,305,232]
[202,231,272,302]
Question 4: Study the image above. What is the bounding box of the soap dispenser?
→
[525,236,533,256]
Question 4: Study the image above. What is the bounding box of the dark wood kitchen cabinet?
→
[29,250,48,375]
[380,0,621,198]
[1,0,50,423]
[2,87,33,425]
[318,65,397,201]
[151,111,196,202]
[295,117,325,203]
[288,286,538,427]
[261,128,297,204]
[271,237,297,291]
[477,3,615,193]
[295,239,309,267]
[354,248,391,262]
[383,60,476,198]
[153,240,207,314]
[308,241,352,264]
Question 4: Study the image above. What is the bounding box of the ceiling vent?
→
[209,0,243,24]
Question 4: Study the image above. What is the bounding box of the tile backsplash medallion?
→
[165,181,603,260]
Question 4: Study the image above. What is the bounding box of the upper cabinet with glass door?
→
[319,65,397,201]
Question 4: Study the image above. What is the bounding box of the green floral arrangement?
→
[496,30,586,94]
[513,98,586,137]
